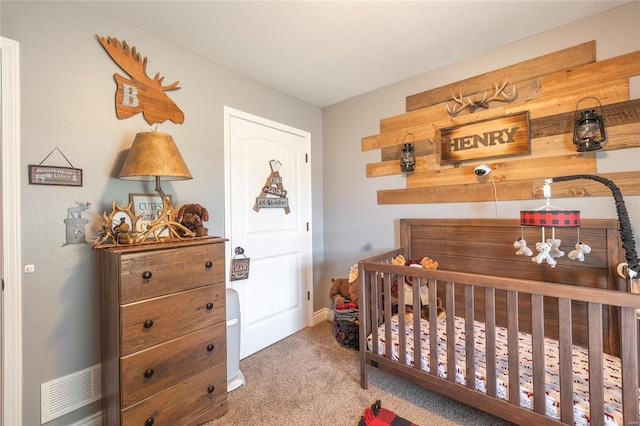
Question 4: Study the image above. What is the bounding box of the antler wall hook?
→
[446,80,517,116]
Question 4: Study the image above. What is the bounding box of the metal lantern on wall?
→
[400,133,416,173]
[573,97,606,152]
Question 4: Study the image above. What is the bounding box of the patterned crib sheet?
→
[368,315,636,425]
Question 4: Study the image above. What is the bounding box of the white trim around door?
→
[1,36,23,426]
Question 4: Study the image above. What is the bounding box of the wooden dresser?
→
[100,238,228,425]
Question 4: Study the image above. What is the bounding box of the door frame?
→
[1,36,23,426]
[223,106,313,328]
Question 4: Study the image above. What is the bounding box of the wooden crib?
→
[358,219,640,426]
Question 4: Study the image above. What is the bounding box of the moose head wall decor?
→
[96,34,184,125]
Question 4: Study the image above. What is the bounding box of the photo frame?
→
[129,193,173,238]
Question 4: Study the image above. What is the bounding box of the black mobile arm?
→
[549,174,639,278]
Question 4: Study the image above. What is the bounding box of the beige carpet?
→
[205,320,513,426]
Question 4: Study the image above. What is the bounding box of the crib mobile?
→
[515,175,639,284]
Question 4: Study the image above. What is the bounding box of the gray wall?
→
[320,3,640,301]
[2,1,639,425]
[2,2,323,425]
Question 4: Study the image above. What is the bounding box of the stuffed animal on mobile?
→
[513,237,533,256]
[546,238,565,259]
[532,241,556,268]
[568,241,591,262]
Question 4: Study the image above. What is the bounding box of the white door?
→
[224,107,312,359]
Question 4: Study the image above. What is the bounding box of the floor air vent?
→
[41,363,102,423]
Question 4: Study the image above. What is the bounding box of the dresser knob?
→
[145,418,155,426]
[144,320,154,329]
[207,344,214,352]
[205,261,213,268]
[144,369,154,378]
[206,302,214,310]
[207,385,215,393]
[142,271,152,280]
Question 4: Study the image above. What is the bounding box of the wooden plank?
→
[406,41,596,112]
[377,179,535,204]
[380,120,640,164]
[407,154,596,188]
[531,99,640,138]
[532,171,640,199]
[541,50,640,97]
[365,79,629,151]
[377,171,640,204]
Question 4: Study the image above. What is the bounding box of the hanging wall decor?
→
[96,35,184,125]
[253,159,290,214]
[29,147,82,186]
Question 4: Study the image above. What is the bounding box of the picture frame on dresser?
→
[129,192,173,238]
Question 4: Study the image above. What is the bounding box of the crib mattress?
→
[368,315,636,425]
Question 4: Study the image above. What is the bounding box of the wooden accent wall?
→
[362,42,640,204]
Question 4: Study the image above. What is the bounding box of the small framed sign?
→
[29,165,83,186]
[130,193,173,237]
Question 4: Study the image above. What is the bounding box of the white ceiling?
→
[81,1,630,108]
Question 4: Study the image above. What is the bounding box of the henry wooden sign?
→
[440,111,530,164]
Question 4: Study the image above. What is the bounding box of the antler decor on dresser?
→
[96,34,185,125]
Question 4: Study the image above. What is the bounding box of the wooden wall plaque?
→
[440,112,530,164]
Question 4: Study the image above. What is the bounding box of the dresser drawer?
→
[121,363,227,425]
[120,324,227,407]
[119,243,225,303]
[120,283,226,355]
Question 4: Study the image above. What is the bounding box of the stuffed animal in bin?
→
[532,241,556,267]
[568,241,591,262]
[177,203,209,237]
[330,263,359,309]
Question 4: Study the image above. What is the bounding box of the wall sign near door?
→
[253,159,291,214]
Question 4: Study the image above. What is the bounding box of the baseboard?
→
[69,411,101,426]
[313,308,333,325]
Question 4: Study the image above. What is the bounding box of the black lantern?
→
[573,97,606,152]
[400,133,416,173]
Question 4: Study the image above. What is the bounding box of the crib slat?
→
[484,287,497,398]
[620,306,639,425]
[429,280,438,375]
[413,277,422,369]
[506,290,520,406]
[558,297,574,425]
[384,273,394,363]
[398,274,407,366]
[587,302,604,426]
[531,294,546,416]
[360,266,372,389]
[465,285,476,389]
[446,281,456,383]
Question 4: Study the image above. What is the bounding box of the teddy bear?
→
[391,254,440,321]
[532,241,556,267]
[513,237,533,256]
[177,203,209,237]
[546,238,565,259]
[568,241,591,262]
[330,277,359,309]
[420,296,445,322]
